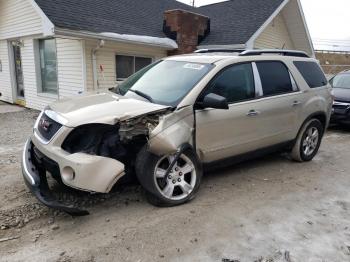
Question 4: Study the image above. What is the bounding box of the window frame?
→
[115,53,154,81]
[196,60,301,110]
[34,38,59,96]
[197,62,258,106]
[255,60,299,98]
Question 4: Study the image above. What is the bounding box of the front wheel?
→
[135,147,202,207]
[290,119,324,162]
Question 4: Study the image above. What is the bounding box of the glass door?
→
[13,44,25,98]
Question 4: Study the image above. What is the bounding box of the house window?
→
[39,39,58,93]
[116,55,152,80]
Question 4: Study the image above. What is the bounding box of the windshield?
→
[331,74,350,89]
[118,60,214,106]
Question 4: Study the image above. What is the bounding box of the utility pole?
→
[191,0,195,6]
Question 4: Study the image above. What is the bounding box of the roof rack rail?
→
[195,48,246,54]
[239,49,310,58]
[194,48,310,58]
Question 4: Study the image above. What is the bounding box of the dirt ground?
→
[1,102,350,262]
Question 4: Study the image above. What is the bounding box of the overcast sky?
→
[177,0,350,51]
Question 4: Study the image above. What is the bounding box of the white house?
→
[0,0,314,110]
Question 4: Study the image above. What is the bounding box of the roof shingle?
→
[34,0,284,46]
[198,0,284,45]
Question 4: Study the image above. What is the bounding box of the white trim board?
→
[27,0,55,36]
[295,0,315,57]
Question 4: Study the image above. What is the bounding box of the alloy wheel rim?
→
[154,154,196,201]
[302,127,319,156]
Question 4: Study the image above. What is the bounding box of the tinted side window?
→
[204,63,255,103]
[256,61,293,96]
[294,61,327,88]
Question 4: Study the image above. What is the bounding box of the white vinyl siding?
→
[0,40,13,103]
[2,36,167,109]
[56,38,84,98]
[282,0,314,56]
[3,37,85,110]
[0,0,43,40]
[254,13,295,50]
[84,39,167,90]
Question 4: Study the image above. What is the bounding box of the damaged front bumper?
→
[21,139,89,216]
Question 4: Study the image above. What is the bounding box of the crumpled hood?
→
[49,92,170,127]
[332,88,350,103]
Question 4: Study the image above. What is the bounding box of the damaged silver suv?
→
[22,50,332,215]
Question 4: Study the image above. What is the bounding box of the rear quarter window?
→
[293,61,327,88]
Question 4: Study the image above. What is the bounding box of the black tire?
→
[291,119,324,162]
[135,146,202,207]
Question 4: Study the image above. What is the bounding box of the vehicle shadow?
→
[46,174,142,215]
[43,123,350,216]
[202,152,288,181]
[46,152,290,216]
[328,123,350,133]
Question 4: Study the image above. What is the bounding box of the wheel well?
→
[291,112,327,150]
[310,113,327,130]
[300,112,327,135]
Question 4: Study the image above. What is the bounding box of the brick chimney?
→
[163,9,210,55]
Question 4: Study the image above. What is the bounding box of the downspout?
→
[92,40,105,90]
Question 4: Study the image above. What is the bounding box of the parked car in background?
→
[330,70,350,125]
[22,50,332,215]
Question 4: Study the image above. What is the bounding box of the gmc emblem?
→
[39,119,52,132]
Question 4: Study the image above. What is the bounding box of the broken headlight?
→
[61,124,126,160]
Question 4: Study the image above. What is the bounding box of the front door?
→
[195,62,263,163]
[12,43,25,102]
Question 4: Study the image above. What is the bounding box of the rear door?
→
[251,61,303,146]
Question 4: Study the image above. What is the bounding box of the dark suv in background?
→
[330,70,350,125]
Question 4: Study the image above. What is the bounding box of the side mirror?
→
[200,93,229,110]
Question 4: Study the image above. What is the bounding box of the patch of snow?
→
[100,32,178,49]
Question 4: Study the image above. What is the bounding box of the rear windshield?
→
[331,73,350,89]
[293,61,327,88]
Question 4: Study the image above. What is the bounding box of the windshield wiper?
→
[129,89,153,103]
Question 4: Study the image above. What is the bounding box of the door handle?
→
[292,101,302,107]
[247,110,260,117]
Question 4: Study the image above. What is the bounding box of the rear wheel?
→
[291,119,324,162]
[135,147,202,207]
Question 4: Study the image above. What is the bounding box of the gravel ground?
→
[1,103,350,262]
